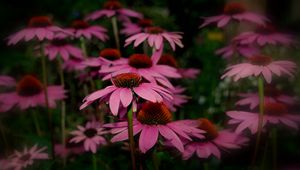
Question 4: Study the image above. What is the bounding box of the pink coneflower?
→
[121,18,153,36]
[68,20,108,41]
[63,58,86,72]
[7,16,71,45]
[227,102,300,134]
[233,25,295,46]
[183,119,248,160]
[85,0,142,21]
[8,145,48,170]
[200,2,268,28]
[236,86,297,110]
[215,42,259,59]
[104,102,205,153]
[99,54,181,88]
[0,75,66,112]
[80,73,173,116]
[0,75,16,87]
[44,38,84,61]
[70,121,107,153]
[221,55,297,83]
[55,142,85,158]
[164,86,189,112]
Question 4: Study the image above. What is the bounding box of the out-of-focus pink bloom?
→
[8,145,48,170]
[68,20,108,41]
[0,75,66,112]
[0,76,16,87]
[233,25,295,46]
[0,159,11,170]
[7,16,72,45]
[54,143,85,158]
[85,0,143,21]
[99,54,181,89]
[227,102,300,134]
[177,68,200,79]
[164,86,189,112]
[183,119,248,160]
[69,121,107,153]
[44,38,84,61]
[221,55,297,83]
[200,2,268,28]
[215,42,260,59]
[121,18,153,36]
[80,73,173,116]
[63,58,86,72]
[104,102,205,153]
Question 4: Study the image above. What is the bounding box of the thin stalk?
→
[127,107,136,170]
[260,136,269,170]
[111,16,120,50]
[152,149,159,170]
[204,162,209,170]
[80,37,88,57]
[252,76,265,167]
[31,111,42,136]
[92,154,98,170]
[272,128,277,170]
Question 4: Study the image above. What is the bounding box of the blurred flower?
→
[68,20,108,41]
[85,0,142,21]
[121,18,153,36]
[104,102,205,153]
[99,54,181,89]
[215,42,259,59]
[233,25,295,46]
[183,119,248,160]
[80,73,173,116]
[227,102,300,134]
[7,16,72,45]
[0,75,66,112]
[63,58,86,72]
[54,142,85,158]
[8,145,48,170]
[200,2,268,28]
[221,55,297,83]
[164,86,189,112]
[70,121,107,153]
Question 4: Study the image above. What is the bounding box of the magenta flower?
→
[85,0,142,21]
[55,142,85,158]
[183,119,248,160]
[164,86,189,112]
[200,2,268,28]
[227,102,300,134]
[221,55,297,83]
[44,38,84,61]
[68,20,108,41]
[63,58,86,72]
[7,16,71,45]
[99,54,181,88]
[8,145,48,170]
[70,121,107,153]
[233,25,295,46]
[104,102,205,153]
[0,75,66,112]
[215,43,260,59]
[80,73,173,116]
[121,18,153,36]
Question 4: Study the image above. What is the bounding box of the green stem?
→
[80,37,88,57]
[252,76,265,167]
[31,111,42,136]
[152,149,159,170]
[92,154,97,170]
[127,107,136,170]
[111,16,120,50]
[204,162,209,170]
[272,128,277,170]
[260,136,269,170]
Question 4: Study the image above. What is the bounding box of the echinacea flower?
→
[183,119,248,160]
[0,75,66,112]
[80,73,173,116]
[70,121,107,153]
[215,42,259,59]
[44,38,84,61]
[121,18,153,36]
[68,20,108,41]
[233,25,295,46]
[85,0,143,21]
[221,55,297,83]
[227,102,300,134]
[7,16,71,45]
[104,102,205,153]
[200,2,268,28]
[164,86,189,112]
[236,85,297,110]
[55,142,85,158]
[8,145,48,170]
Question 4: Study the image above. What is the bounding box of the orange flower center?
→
[99,48,121,61]
[138,19,153,28]
[28,16,52,27]
[103,0,122,10]
[158,54,178,68]
[129,54,153,68]
[198,118,219,140]
[264,102,288,116]
[112,73,142,88]
[146,26,164,34]
[71,20,90,29]
[137,102,173,125]
[84,128,97,138]
[223,2,246,15]
[248,55,272,66]
[16,75,43,96]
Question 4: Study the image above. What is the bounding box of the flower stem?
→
[272,128,277,170]
[92,154,98,170]
[204,162,209,170]
[111,16,120,50]
[40,44,55,159]
[80,37,88,57]
[31,110,42,136]
[252,76,265,167]
[152,149,159,170]
[127,107,136,170]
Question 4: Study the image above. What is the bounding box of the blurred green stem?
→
[111,16,120,50]
[31,110,42,136]
[152,149,159,170]
[204,162,209,170]
[92,154,97,170]
[80,37,87,57]
[127,106,136,170]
